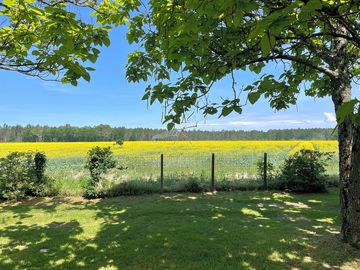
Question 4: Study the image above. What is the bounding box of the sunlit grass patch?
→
[0,188,359,270]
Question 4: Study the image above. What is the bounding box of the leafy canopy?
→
[2,1,359,126]
[121,0,360,129]
[0,0,137,84]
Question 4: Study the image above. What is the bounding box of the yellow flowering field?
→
[0,141,338,159]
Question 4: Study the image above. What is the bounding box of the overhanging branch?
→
[222,48,339,78]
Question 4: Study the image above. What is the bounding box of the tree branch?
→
[236,50,338,78]
[210,43,338,78]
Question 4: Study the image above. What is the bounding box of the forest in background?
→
[0,124,337,142]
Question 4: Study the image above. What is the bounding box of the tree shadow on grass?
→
[0,221,83,270]
[0,190,359,269]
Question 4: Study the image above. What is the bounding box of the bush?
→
[32,152,49,196]
[215,179,263,191]
[84,146,117,198]
[114,140,124,147]
[83,183,106,199]
[215,180,234,191]
[256,158,275,181]
[34,152,47,183]
[85,146,117,184]
[0,151,50,200]
[180,178,206,193]
[279,149,332,192]
[108,181,158,196]
[39,175,58,197]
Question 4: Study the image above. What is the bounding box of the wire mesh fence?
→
[46,148,339,195]
[0,141,339,196]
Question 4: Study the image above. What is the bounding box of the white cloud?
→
[42,81,73,94]
[191,111,339,131]
[228,119,304,126]
[324,112,336,122]
[197,119,304,130]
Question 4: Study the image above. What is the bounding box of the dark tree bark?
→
[348,124,360,247]
[331,75,353,244]
[331,22,360,247]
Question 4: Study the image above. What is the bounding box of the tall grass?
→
[0,141,339,196]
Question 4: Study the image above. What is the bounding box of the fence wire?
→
[46,150,339,191]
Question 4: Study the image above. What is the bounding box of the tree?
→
[0,0,132,84]
[122,1,360,247]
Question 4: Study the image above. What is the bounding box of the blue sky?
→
[0,26,348,131]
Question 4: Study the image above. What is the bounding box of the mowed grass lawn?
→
[1,189,359,270]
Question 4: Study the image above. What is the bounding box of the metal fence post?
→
[263,152,268,189]
[211,153,215,192]
[160,154,164,192]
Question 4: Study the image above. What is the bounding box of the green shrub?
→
[83,182,106,199]
[180,178,206,193]
[85,146,117,184]
[267,177,287,191]
[0,151,50,200]
[84,146,117,198]
[279,149,332,192]
[108,181,158,196]
[32,152,49,196]
[215,180,234,191]
[39,175,58,197]
[256,158,275,181]
[34,152,47,183]
[215,179,256,191]
[114,140,124,147]
[0,152,34,200]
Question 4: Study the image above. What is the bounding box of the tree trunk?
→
[347,124,360,247]
[331,75,353,244]
[331,22,360,247]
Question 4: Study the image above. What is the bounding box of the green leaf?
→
[248,92,261,104]
[88,54,97,64]
[260,34,271,56]
[303,0,322,11]
[234,106,242,114]
[29,7,44,17]
[244,85,254,92]
[233,11,244,27]
[167,123,175,130]
[142,92,150,100]
[221,107,233,117]
[82,71,90,82]
[336,100,358,123]
[63,38,74,51]
[249,63,265,74]
[103,37,111,47]
[204,107,218,115]
[299,0,322,20]
[150,95,156,105]
[258,78,272,92]
[352,113,360,124]
[219,66,227,74]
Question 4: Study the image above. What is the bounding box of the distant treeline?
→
[0,124,337,142]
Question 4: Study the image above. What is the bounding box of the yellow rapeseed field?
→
[0,141,338,159]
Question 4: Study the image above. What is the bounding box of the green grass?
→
[47,156,339,196]
[1,189,359,270]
